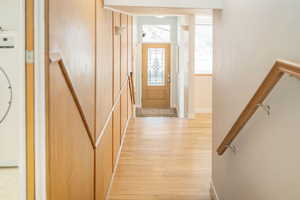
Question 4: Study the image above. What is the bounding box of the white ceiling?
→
[107,6,213,16]
[104,0,223,9]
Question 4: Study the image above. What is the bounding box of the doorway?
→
[142,43,171,108]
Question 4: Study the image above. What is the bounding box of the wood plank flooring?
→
[108,114,212,200]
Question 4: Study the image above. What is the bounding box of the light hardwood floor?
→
[109,114,212,200]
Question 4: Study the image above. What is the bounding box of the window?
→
[195,16,213,74]
[142,25,171,43]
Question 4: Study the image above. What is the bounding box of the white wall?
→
[104,0,223,9]
[177,16,189,117]
[194,76,212,113]
[135,16,178,108]
[177,15,213,117]
[213,0,300,199]
[0,0,26,199]
[0,0,25,200]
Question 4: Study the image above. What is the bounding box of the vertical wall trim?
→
[110,9,114,178]
[44,0,50,198]
[26,0,36,199]
[34,0,47,198]
[93,1,98,200]
[188,15,196,119]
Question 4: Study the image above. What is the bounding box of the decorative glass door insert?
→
[142,43,170,108]
[147,48,165,86]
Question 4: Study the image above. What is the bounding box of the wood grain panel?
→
[121,14,128,84]
[127,16,133,117]
[113,12,121,102]
[47,1,134,199]
[127,16,133,74]
[48,63,94,200]
[96,120,113,200]
[128,86,132,118]
[121,85,128,136]
[49,0,96,137]
[113,102,121,167]
[96,8,114,138]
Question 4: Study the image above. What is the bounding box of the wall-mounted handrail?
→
[95,75,131,147]
[49,53,96,149]
[128,72,136,105]
[217,60,300,155]
[50,53,136,149]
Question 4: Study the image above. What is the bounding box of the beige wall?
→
[213,0,300,199]
[194,76,212,113]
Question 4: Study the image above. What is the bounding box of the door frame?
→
[25,0,48,199]
[26,0,36,199]
[141,43,171,108]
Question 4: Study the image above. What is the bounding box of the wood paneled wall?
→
[47,0,134,198]
[120,14,129,137]
[96,8,113,138]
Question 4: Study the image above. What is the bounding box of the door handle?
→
[167,75,171,83]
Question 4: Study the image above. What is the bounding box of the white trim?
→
[19,0,27,199]
[194,107,212,113]
[104,0,223,9]
[170,43,174,108]
[210,181,220,200]
[34,0,47,199]
[104,6,132,16]
[135,42,142,107]
[188,112,196,119]
[187,15,196,119]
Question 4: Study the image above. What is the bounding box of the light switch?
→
[0,34,15,49]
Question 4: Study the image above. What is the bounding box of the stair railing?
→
[217,60,300,155]
[128,72,136,105]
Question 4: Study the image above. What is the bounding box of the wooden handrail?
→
[128,72,136,105]
[50,53,137,148]
[49,53,96,149]
[217,60,300,155]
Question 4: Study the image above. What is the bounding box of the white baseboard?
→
[135,104,142,108]
[210,181,220,200]
[194,107,212,114]
[188,112,196,119]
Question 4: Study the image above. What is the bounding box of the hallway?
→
[109,114,212,200]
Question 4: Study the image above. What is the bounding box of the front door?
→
[142,43,171,108]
